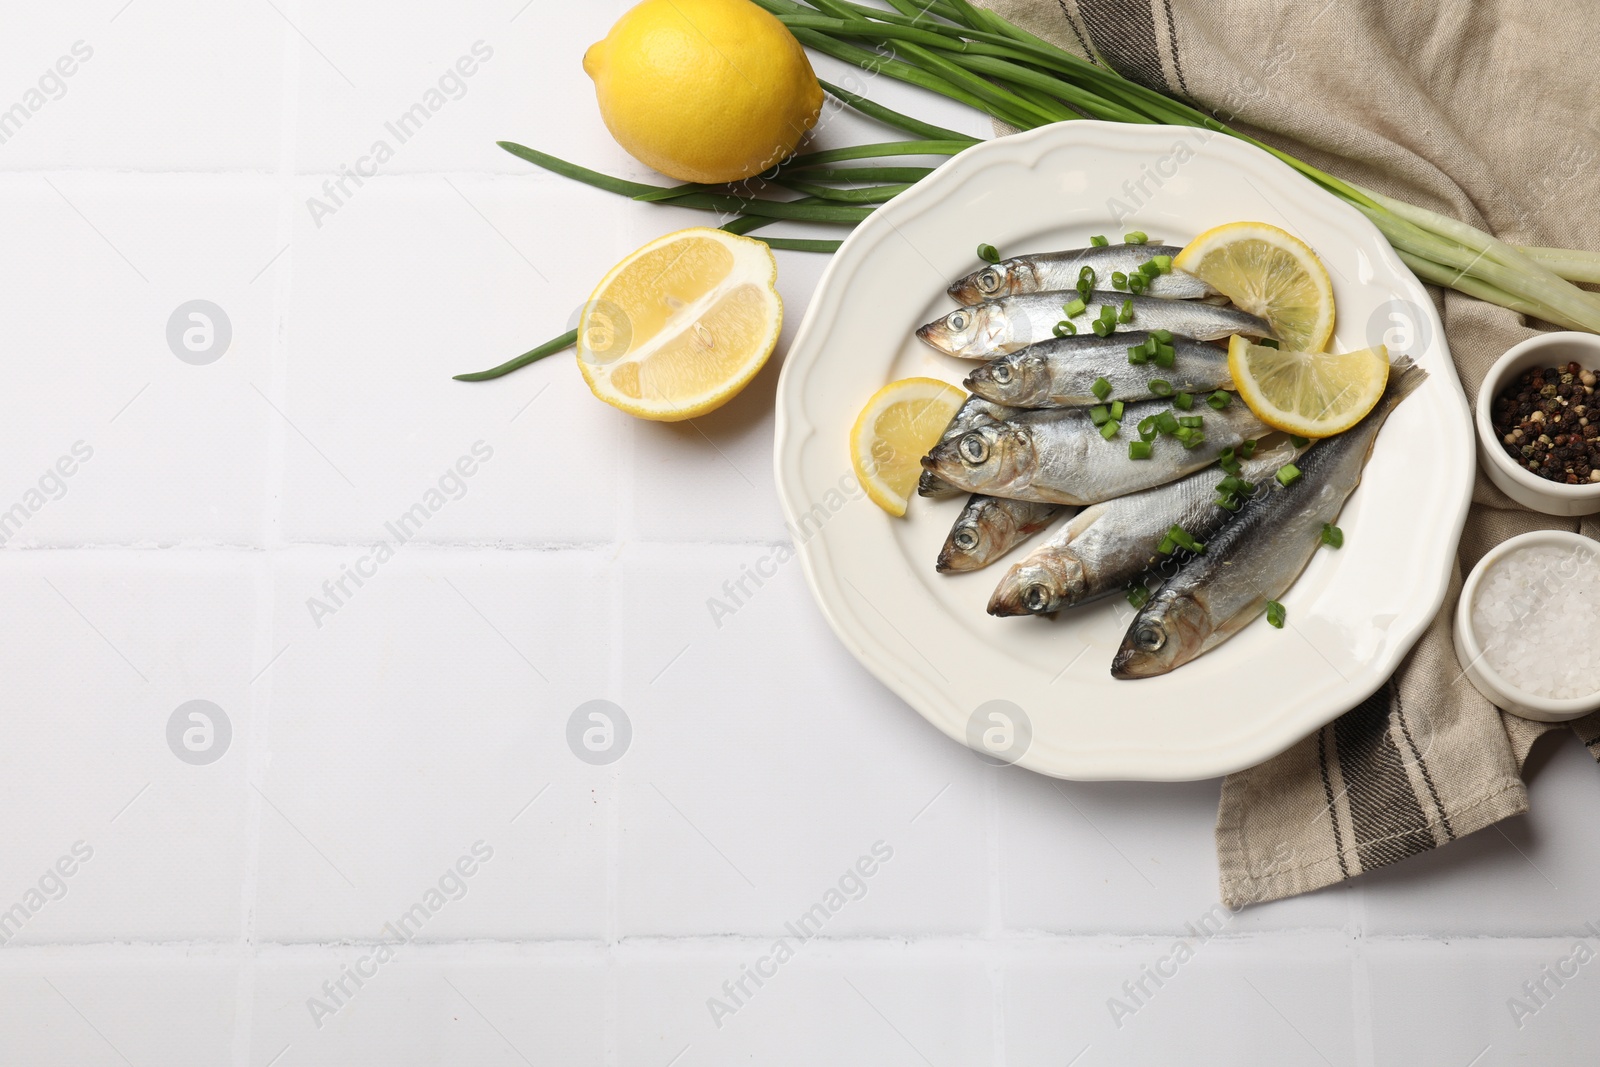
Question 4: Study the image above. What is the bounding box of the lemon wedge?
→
[851,378,967,516]
[1174,222,1335,352]
[1228,336,1389,437]
[577,228,782,421]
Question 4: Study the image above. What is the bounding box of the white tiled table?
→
[3,3,1597,1064]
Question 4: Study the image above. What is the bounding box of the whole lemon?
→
[583,0,825,184]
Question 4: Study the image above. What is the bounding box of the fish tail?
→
[1383,355,1428,407]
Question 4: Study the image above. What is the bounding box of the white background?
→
[1,1,1597,1063]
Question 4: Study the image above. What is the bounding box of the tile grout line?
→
[230,5,304,1063]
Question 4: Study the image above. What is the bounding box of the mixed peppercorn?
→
[1491,362,1600,484]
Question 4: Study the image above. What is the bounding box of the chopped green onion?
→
[1119,299,1134,324]
[1321,523,1344,548]
[1099,304,1119,324]
[1218,447,1241,475]
[1125,231,1149,245]
[1152,255,1173,273]
[1207,390,1232,409]
[1127,344,1149,365]
[1063,297,1087,317]
[1149,378,1174,397]
[1154,411,1179,435]
[1276,463,1302,487]
[1217,475,1256,496]
[1167,524,1204,553]
[1259,339,1281,350]
[1239,439,1259,459]
[977,243,1001,264]
[1129,440,1153,460]
[1154,344,1176,368]
[1181,432,1206,449]
[1128,273,1147,295]
[1157,536,1177,555]
[1091,377,1112,401]
[1214,494,1242,511]
[1139,260,1162,280]
[1151,329,1174,343]
[1110,400,1125,421]
[1077,278,1093,300]
[1266,601,1286,628]
[1289,435,1310,448]
[1127,583,1151,607]
[1092,320,1112,337]
[1089,405,1111,426]
[1179,414,1204,428]
[1090,235,1109,247]
[1137,415,1159,441]
[1099,419,1121,440]
[1053,321,1076,337]
[1111,271,1129,290]
[1173,392,1194,411]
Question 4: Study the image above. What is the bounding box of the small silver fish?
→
[922,399,1269,505]
[937,494,1067,573]
[949,244,1216,305]
[988,441,1300,616]
[917,395,1022,499]
[966,331,1234,407]
[1112,357,1429,679]
[916,292,1272,360]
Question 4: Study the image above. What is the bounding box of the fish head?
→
[947,261,1032,304]
[937,505,1001,573]
[921,424,1034,494]
[964,350,1048,406]
[1110,592,1211,679]
[915,303,1011,358]
[987,553,1085,616]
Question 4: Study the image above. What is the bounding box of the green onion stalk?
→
[458,0,1600,380]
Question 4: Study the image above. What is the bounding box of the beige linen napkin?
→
[980,0,1600,905]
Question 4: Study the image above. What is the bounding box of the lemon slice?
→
[1173,222,1335,351]
[1228,336,1389,437]
[851,378,967,516]
[577,227,782,421]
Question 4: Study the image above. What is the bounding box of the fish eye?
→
[977,268,1001,291]
[958,432,989,464]
[990,363,1012,385]
[953,527,979,551]
[1134,625,1166,652]
[948,311,969,331]
[1024,584,1051,612]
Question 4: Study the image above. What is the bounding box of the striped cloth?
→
[982,0,1600,905]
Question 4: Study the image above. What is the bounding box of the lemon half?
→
[1228,337,1389,438]
[577,228,781,422]
[1174,222,1336,352]
[850,378,967,516]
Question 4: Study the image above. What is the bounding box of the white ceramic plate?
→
[773,121,1473,781]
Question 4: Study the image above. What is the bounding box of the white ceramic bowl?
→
[1454,529,1600,721]
[1476,332,1600,515]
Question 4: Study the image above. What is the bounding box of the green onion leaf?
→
[1218,448,1241,475]
[1239,439,1260,459]
[1152,254,1173,273]
[1092,320,1112,337]
[1266,601,1287,628]
[1099,419,1121,440]
[1111,271,1129,290]
[1154,411,1179,435]
[1091,377,1112,401]
[1181,432,1206,449]
[1157,536,1177,555]
[1321,523,1344,548]
[1125,231,1149,245]
[1090,235,1109,247]
[1207,390,1232,409]
[1128,273,1147,295]
[1179,414,1204,428]
[1053,321,1076,337]
[1129,440,1153,460]
[1214,494,1242,511]
[1119,299,1134,324]
[1151,329,1174,343]
[1127,344,1149,365]
[1154,343,1176,368]
[1276,463,1302,487]
[1174,392,1194,411]
[1137,415,1159,441]
[977,243,1001,264]
[1089,405,1111,425]
[1149,378,1174,397]
[1110,400,1125,420]
[1063,297,1087,317]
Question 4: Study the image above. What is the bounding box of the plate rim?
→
[772,120,1473,781]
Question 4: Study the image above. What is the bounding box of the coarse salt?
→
[1471,542,1600,700]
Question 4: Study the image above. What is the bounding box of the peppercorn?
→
[1492,364,1600,484]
